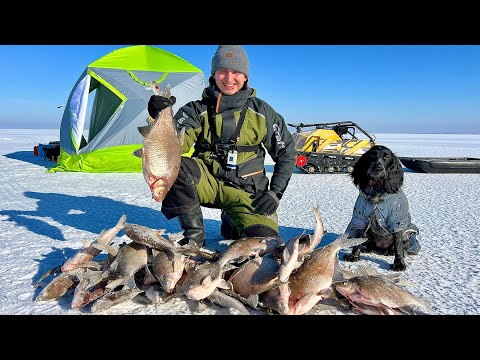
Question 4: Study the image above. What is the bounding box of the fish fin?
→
[208,263,225,280]
[105,277,126,290]
[282,243,291,263]
[91,243,119,257]
[164,249,176,262]
[126,276,136,289]
[143,265,158,286]
[356,264,379,276]
[201,275,212,287]
[378,304,396,315]
[172,254,186,273]
[339,234,368,249]
[165,83,171,97]
[246,294,259,309]
[168,232,184,243]
[271,277,286,289]
[218,239,236,246]
[77,261,102,271]
[332,256,345,282]
[177,126,185,147]
[116,214,127,228]
[105,276,134,290]
[318,287,333,298]
[33,265,62,288]
[283,233,302,263]
[306,233,313,249]
[223,263,237,273]
[137,122,155,138]
[217,279,231,290]
[342,267,357,280]
[96,229,107,241]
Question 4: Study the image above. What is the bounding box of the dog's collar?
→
[368,179,384,186]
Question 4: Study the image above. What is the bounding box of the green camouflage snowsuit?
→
[161,84,297,236]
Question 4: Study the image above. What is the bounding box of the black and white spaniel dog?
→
[343,145,420,271]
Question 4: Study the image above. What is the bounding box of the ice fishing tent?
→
[50,45,205,173]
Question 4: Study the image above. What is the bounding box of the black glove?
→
[147,95,176,119]
[252,191,280,215]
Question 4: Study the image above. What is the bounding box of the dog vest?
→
[346,190,412,236]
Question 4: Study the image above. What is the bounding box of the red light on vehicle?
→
[296,155,307,167]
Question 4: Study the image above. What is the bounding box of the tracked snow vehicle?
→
[288,121,376,174]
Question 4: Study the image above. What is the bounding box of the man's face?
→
[214,68,247,95]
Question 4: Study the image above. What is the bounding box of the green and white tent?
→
[50,45,204,173]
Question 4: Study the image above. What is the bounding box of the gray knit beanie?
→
[211,45,249,78]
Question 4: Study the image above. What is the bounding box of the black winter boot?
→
[177,205,206,247]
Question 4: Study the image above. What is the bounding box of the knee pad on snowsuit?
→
[161,157,202,220]
[220,211,278,239]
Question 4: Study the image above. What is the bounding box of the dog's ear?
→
[384,153,404,193]
[351,149,371,190]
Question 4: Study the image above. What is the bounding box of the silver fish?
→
[35,267,86,302]
[207,289,250,315]
[61,214,126,272]
[182,262,233,301]
[228,254,284,299]
[152,250,187,293]
[90,287,143,313]
[259,283,291,315]
[278,234,301,283]
[334,274,432,315]
[104,242,148,290]
[133,83,185,202]
[124,222,200,259]
[287,234,367,315]
[297,206,326,259]
[71,276,110,310]
[217,236,283,268]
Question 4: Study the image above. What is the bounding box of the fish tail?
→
[332,233,368,249]
[116,214,127,230]
[165,83,171,98]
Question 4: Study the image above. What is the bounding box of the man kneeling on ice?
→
[146,45,296,247]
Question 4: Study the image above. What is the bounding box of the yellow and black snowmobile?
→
[288,121,376,174]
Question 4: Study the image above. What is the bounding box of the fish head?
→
[159,274,178,294]
[334,280,358,298]
[149,177,169,202]
[275,284,291,314]
[184,274,214,301]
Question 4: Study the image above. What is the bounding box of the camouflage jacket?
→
[173,85,296,197]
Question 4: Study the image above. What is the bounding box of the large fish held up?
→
[133,82,185,202]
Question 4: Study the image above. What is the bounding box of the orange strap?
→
[215,93,222,113]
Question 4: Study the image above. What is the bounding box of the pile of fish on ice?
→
[33,84,432,315]
[34,207,432,315]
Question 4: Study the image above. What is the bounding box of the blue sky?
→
[0,45,479,133]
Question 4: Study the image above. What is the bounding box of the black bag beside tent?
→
[44,144,60,162]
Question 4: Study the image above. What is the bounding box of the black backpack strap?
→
[227,105,248,143]
[199,101,261,155]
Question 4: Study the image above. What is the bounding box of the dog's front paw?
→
[390,260,406,271]
[343,253,360,262]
